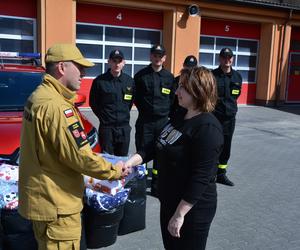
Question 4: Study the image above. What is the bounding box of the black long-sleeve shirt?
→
[134,65,175,121]
[89,70,135,127]
[138,111,224,207]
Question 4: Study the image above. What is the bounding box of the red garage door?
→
[287,53,300,102]
[76,3,163,107]
[286,27,300,103]
[199,18,261,104]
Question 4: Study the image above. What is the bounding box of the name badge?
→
[124,94,132,100]
[231,89,240,95]
[161,88,170,95]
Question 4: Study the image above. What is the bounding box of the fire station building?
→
[1,0,300,106]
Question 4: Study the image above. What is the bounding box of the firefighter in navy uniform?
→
[89,49,135,156]
[213,47,242,186]
[134,44,175,197]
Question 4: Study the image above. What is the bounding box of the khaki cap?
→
[45,43,94,67]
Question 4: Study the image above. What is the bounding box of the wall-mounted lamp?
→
[188,4,200,17]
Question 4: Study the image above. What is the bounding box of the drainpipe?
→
[275,9,293,107]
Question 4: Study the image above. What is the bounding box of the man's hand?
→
[115,161,132,178]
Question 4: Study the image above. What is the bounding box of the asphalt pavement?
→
[81,105,300,250]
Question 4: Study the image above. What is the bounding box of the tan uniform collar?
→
[44,74,77,104]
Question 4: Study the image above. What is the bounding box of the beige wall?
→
[256,23,274,104]
[172,6,200,76]
[256,22,291,105]
[278,24,291,103]
[38,0,76,62]
[162,9,176,73]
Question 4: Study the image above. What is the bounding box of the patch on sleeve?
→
[64,109,74,118]
[68,121,89,148]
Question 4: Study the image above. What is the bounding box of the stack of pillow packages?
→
[0,160,39,250]
[84,153,146,212]
[0,154,146,212]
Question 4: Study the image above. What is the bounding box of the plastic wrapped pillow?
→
[85,187,130,212]
[84,154,147,195]
[0,180,18,209]
[100,154,147,182]
[100,153,127,165]
[0,163,19,183]
[84,176,125,196]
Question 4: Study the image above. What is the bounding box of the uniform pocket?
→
[58,240,80,250]
[46,213,81,241]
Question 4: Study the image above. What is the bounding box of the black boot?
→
[216,168,234,186]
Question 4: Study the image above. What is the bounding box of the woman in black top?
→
[126,67,224,250]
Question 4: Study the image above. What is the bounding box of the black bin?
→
[83,204,124,249]
[118,176,147,235]
[0,209,38,250]
[0,222,3,250]
[80,213,87,250]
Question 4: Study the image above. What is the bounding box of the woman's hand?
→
[167,199,193,238]
[125,153,143,168]
[168,213,184,238]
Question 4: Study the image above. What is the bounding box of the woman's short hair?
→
[179,66,218,112]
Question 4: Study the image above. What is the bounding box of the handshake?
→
[114,153,143,179]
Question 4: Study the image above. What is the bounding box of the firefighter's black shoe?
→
[216,173,235,186]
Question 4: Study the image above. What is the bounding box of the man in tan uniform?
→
[18,43,130,250]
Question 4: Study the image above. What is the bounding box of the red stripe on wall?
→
[238,83,256,104]
[201,18,260,40]
[0,0,36,18]
[77,3,163,29]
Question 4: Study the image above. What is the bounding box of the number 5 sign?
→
[225,25,230,32]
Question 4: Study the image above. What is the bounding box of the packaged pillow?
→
[85,187,130,211]
[0,163,19,183]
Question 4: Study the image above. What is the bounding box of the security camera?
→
[188,4,199,17]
